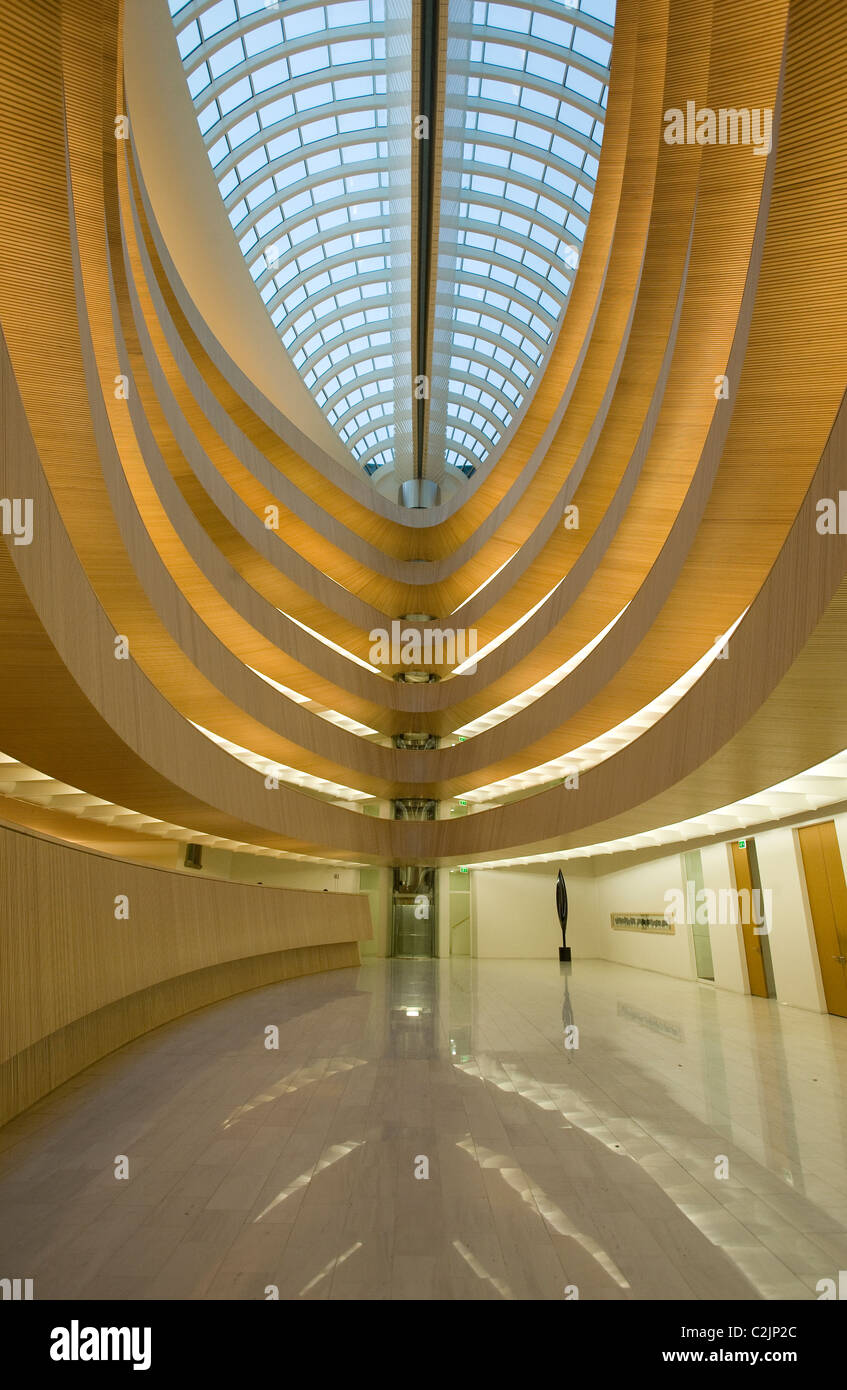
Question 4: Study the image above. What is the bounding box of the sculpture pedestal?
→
[558,946,571,962]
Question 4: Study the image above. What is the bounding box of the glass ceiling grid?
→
[171,0,614,485]
[172,0,412,477]
[428,0,613,479]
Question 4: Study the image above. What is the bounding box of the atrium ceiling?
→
[171,0,613,490]
[0,0,845,873]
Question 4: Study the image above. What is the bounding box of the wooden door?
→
[798,822,847,1018]
[729,840,769,997]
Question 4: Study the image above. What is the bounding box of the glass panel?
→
[172,0,412,476]
[428,0,613,476]
[683,849,715,981]
[172,0,614,482]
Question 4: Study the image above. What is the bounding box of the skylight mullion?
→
[280,307,392,375]
[330,386,395,432]
[318,361,395,409]
[442,432,488,470]
[200,60,387,147]
[447,344,532,403]
[448,210,580,286]
[311,345,394,397]
[446,361,522,400]
[446,393,505,434]
[211,107,389,184]
[267,265,393,332]
[449,296,550,355]
[445,392,517,447]
[447,385,513,431]
[444,430,492,464]
[342,409,398,450]
[450,241,575,306]
[250,214,396,291]
[450,270,559,328]
[181,15,388,93]
[444,391,505,435]
[447,139,596,200]
[454,43,609,110]
[467,97,604,156]
[455,180,592,233]
[223,150,394,221]
[246,195,393,253]
[357,430,395,459]
[223,151,393,231]
[472,0,614,43]
[448,319,541,378]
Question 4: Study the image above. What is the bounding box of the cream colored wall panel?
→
[754,827,827,1014]
[0,818,370,1124]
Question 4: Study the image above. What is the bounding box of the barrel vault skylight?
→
[430,0,613,478]
[169,0,614,486]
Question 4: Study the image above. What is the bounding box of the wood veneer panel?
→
[1,0,844,866]
[797,822,847,1017]
[0,820,365,1124]
[730,839,769,997]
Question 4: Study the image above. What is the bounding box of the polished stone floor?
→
[1,957,846,1301]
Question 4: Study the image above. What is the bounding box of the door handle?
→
[833,955,847,964]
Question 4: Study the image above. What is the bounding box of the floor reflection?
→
[0,958,845,1300]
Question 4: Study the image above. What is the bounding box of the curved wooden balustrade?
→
[0,0,844,870]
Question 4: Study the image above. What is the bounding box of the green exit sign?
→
[738,839,746,848]
[459,866,469,873]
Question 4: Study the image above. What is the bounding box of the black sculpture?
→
[556,869,571,962]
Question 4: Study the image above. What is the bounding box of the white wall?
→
[228,856,359,893]
[832,812,847,886]
[437,866,453,958]
[591,854,697,981]
[358,866,391,958]
[753,827,827,1012]
[472,867,596,958]
[542,825,839,1014]
[581,836,833,1009]
[700,842,748,995]
[165,815,847,1001]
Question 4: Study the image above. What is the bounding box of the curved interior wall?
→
[0,820,370,1126]
[0,0,844,1135]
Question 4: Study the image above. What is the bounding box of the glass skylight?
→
[429,0,613,477]
[170,0,412,477]
[169,0,614,483]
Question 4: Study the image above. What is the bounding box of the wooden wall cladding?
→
[0,0,844,875]
[0,819,369,1125]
